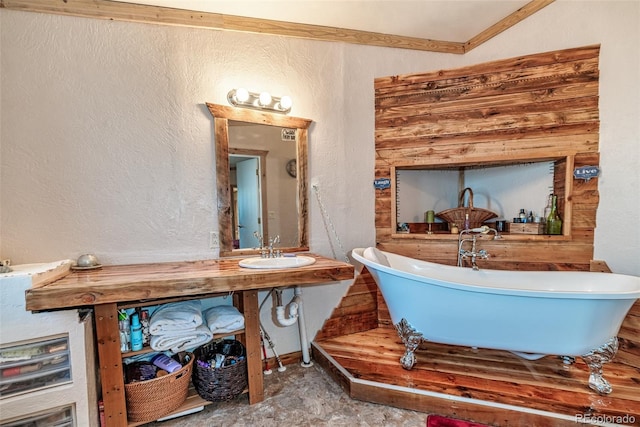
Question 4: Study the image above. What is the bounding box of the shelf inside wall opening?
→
[395,161,554,227]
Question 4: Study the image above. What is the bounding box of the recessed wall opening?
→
[394,160,555,227]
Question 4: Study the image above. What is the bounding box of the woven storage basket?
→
[124,352,193,423]
[436,187,497,229]
[193,339,248,402]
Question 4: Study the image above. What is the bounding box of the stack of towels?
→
[149,300,212,354]
[204,305,245,334]
[149,300,245,354]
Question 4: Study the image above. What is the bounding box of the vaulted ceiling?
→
[1,0,555,53]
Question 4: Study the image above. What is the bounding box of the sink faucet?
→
[267,235,281,258]
[255,233,282,258]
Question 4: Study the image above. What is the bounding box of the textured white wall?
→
[1,1,638,358]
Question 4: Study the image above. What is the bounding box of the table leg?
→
[242,290,264,404]
[94,303,128,427]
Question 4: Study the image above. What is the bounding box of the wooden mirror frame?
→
[206,103,312,257]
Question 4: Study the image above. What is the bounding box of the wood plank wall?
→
[374,45,601,271]
[314,268,379,341]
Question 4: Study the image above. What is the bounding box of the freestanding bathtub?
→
[351,247,640,395]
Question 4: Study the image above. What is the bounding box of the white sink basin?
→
[238,255,316,269]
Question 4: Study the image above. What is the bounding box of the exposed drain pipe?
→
[274,287,313,367]
[275,288,299,327]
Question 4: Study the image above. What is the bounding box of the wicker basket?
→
[193,340,248,402]
[436,187,497,229]
[124,352,194,423]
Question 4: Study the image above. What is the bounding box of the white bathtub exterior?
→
[351,248,640,358]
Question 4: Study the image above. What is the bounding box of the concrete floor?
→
[147,362,427,427]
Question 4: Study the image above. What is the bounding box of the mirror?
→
[207,103,311,256]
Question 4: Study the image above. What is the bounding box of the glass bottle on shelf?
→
[519,209,527,223]
[545,195,562,235]
[542,194,552,224]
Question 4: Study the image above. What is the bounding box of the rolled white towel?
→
[149,300,203,335]
[149,324,213,354]
[204,305,245,334]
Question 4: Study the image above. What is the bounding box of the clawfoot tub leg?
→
[581,337,619,395]
[395,318,423,370]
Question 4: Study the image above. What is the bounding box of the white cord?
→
[312,184,350,263]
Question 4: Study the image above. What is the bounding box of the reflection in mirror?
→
[229,147,269,249]
[207,103,312,256]
[229,125,298,249]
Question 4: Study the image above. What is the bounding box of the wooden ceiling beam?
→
[0,0,553,54]
[465,0,556,53]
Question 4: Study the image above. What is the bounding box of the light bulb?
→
[259,92,272,107]
[235,88,249,103]
[279,95,293,110]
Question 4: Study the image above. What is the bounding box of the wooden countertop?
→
[25,254,354,311]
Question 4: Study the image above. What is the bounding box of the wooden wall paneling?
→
[374,131,599,168]
[377,288,391,327]
[374,45,600,92]
[374,45,601,271]
[562,155,575,235]
[617,301,640,368]
[314,268,379,341]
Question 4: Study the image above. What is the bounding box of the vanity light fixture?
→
[227,88,292,113]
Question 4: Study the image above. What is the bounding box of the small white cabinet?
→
[0,261,98,426]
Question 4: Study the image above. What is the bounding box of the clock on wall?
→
[286,159,297,178]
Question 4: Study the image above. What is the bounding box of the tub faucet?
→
[458,233,490,270]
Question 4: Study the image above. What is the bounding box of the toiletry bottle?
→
[130,313,143,351]
[140,310,150,345]
[118,310,130,352]
[463,214,470,230]
[151,353,182,373]
[519,209,527,223]
[545,195,562,235]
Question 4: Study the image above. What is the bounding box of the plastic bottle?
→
[140,310,150,346]
[130,313,143,351]
[151,353,182,373]
[545,194,562,235]
[118,310,130,352]
[463,214,470,230]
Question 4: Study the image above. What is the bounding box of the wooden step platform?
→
[313,327,640,426]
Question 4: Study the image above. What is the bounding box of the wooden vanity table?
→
[25,254,354,427]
